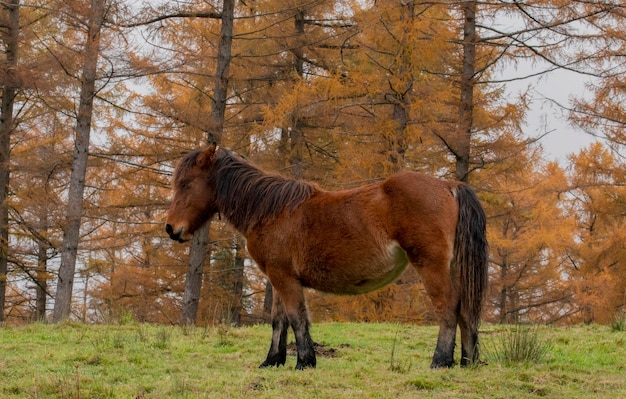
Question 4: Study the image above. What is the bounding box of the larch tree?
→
[0,0,64,322]
[329,0,459,179]
[566,144,626,323]
[183,0,235,326]
[237,0,358,318]
[429,0,623,185]
[478,0,626,324]
[481,141,576,323]
[10,119,70,322]
[115,0,238,325]
[53,0,108,322]
[0,0,19,322]
[0,0,85,323]
[562,3,626,323]
[566,3,626,151]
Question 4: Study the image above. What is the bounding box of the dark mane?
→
[173,149,202,188]
[211,150,315,233]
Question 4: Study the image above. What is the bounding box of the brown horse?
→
[165,144,488,370]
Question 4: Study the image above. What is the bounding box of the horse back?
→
[381,171,459,236]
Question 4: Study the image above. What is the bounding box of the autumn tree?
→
[566,3,626,152]
[0,0,76,322]
[9,122,71,322]
[132,0,238,326]
[0,0,19,322]
[566,144,626,323]
[88,0,240,325]
[480,139,577,323]
[3,0,623,327]
[561,3,626,323]
[52,0,109,322]
[1,0,146,322]
[160,0,235,326]
[183,0,236,326]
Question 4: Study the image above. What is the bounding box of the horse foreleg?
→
[273,278,316,370]
[289,306,316,370]
[259,289,289,368]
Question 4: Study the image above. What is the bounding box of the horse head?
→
[165,143,220,242]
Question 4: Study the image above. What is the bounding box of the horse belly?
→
[305,241,410,295]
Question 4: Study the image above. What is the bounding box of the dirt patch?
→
[286,342,350,358]
[246,377,267,391]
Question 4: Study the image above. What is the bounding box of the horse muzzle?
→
[165,223,189,243]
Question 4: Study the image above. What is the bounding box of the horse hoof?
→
[430,359,455,369]
[295,362,316,370]
[259,360,282,368]
[461,359,487,368]
[259,353,287,369]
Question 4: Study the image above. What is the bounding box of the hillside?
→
[0,322,624,398]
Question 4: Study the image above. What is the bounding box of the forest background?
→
[1,0,625,328]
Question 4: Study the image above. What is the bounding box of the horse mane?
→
[211,149,316,233]
[173,149,203,188]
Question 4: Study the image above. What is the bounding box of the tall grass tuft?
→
[487,324,552,366]
[610,311,626,332]
[389,326,412,374]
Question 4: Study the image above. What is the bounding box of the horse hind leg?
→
[429,288,460,368]
[459,305,480,366]
[259,289,289,368]
[412,253,460,368]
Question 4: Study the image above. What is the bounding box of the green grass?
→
[0,322,624,398]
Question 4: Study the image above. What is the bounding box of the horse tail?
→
[453,183,488,334]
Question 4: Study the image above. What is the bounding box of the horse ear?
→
[197,142,219,167]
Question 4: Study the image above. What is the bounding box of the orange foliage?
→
[565,144,626,323]
[3,0,626,328]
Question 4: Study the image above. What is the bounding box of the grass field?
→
[0,322,624,398]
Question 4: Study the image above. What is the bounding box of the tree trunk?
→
[35,210,49,321]
[456,1,476,183]
[180,223,210,325]
[208,0,234,144]
[387,0,414,172]
[181,0,234,325]
[498,261,508,324]
[0,0,20,323]
[288,10,306,178]
[229,236,245,326]
[52,0,105,322]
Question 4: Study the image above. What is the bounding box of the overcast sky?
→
[502,64,598,164]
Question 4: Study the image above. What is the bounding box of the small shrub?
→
[153,328,172,350]
[487,324,552,366]
[610,312,626,332]
[118,310,135,325]
[111,333,126,349]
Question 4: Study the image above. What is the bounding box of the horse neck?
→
[212,154,313,233]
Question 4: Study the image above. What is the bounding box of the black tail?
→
[453,184,488,335]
